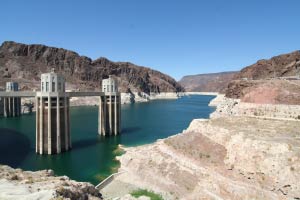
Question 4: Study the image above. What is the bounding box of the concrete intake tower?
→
[36,70,70,154]
[3,82,21,117]
[99,75,121,136]
[0,70,121,155]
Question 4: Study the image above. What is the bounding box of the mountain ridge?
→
[234,50,300,80]
[225,50,300,105]
[179,71,238,93]
[0,41,184,93]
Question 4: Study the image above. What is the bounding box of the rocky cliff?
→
[179,71,237,93]
[224,51,300,105]
[225,79,300,105]
[234,50,300,80]
[0,41,184,93]
[101,95,300,199]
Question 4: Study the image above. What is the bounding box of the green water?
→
[0,95,215,185]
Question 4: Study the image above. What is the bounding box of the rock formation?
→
[0,41,184,94]
[101,95,300,200]
[234,50,300,80]
[223,50,300,105]
[225,79,300,105]
[0,165,102,200]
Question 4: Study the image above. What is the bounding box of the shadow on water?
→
[72,138,100,150]
[0,128,31,167]
[122,126,141,134]
[72,135,122,151]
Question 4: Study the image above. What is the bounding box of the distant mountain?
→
[0,41,184,93]
[179,71,237,93]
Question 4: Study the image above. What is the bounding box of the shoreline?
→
[183,91,219,96]
[3,94,300,199]
[14,92,183,114]
[101,94,300,199]
[16,92,218,114]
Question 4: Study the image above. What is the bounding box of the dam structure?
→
[3,82,21,117]
[36,71,70,154]
[99,76,121,135]
[0,70,121,155]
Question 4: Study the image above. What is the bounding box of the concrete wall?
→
[99,94,121,136]
[36,97,70,155]
[0,98,3,116]
[3,97,21,117]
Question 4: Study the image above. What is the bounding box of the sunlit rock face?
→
[113,115,300,200]
[0,165,103,200]
[105,94,300,200]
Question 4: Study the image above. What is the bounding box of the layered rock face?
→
[179,71,237,93]
[0,41,184,94]
[225,79,300,105]
[210,94,300,120]
[102,94,300,200]
[112,116,300,200]
[223,51,300,105]
[0,165,102,200]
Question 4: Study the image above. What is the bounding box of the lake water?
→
[0,95,215,185]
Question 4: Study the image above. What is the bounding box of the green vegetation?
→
[131,189,164,200]
[113,146,126,156]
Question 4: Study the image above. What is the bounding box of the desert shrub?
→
[10,174,19,180]
[131,189,163,200]
[290,166,295,171]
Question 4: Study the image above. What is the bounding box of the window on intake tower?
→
[46,82,49,92]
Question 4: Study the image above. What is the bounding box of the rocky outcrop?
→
[0,41,184,94]
[101,95,300,200]
[179,71,237,93]
[106,115,300,200]
[0,165,102,200]
[222,51,300,105]
[210,94,300,120]
[225,79,300,105]
[234,50,300,80]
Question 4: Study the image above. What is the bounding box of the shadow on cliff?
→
[0,128,31,167]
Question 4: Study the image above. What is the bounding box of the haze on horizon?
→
[1,0,300,80]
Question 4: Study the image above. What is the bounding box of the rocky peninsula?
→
[102,94,300,200]
[0,165,103,200]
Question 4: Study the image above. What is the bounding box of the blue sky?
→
[1,0,300,80]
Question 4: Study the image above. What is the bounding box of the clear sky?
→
[1,0,300,80]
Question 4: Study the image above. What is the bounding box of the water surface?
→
[0,95,215,184]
